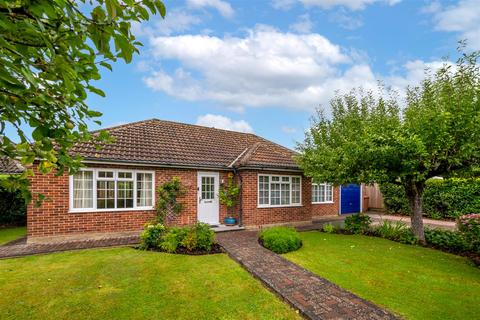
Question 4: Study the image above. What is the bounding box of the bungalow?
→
[24,119,361,241]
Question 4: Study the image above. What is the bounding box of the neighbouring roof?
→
[0,156,24,174]
[70,119,299,170]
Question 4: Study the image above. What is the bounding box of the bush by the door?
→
[140,222,218,254]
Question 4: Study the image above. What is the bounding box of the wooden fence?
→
[364,184,384,210]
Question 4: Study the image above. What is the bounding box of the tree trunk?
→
[406,182,426,243]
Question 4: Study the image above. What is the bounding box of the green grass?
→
[0,247,300,320]
[284,232,480,320]
[0,226,26,245]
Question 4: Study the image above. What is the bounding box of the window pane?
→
[326,184,333,202]
[280,181,290,205]
[118,171,133,179]
[137,173,153,207]
[271,181,280,205]
[319,184,326,202]
[73,171,93,209]
[258,176,269,205]
[292,177,301,204]
[98,171,114,178]
[97,180,115,209]
[117,181,134,208]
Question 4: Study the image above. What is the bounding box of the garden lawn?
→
[0,226,26,245]
[284,232,480,320]
[0,247,300,320]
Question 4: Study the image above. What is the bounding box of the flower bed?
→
[139,222,223,255]
[321,213,480,266]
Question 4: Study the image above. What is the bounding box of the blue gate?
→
[340,184,361,214]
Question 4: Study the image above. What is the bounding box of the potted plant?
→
[219,173,240,226]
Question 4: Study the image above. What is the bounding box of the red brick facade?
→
[238,170,339,227]
[27,164,339,238]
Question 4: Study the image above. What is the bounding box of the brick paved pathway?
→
[217,231,398,320]
[0,235,139,259]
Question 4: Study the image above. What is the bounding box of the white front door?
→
[197,172,220,225]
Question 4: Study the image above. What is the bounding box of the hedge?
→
[0,187,26,226]
[380,178,480,220]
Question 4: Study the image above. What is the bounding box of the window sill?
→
[69,207,155,214]
[257,204,303,209]
[312,201,334,205]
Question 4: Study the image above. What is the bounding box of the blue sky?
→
[85,0,479,149]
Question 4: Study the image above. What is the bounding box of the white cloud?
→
[196,114,254,133]
[427,0,480,49]
[132,9,202,37]
[289,14,314,33]
[186,0,234,18]
[144,26,374,111]
[281,126,297,134]
[272,0,401,11]
[143,25,451,112]
[329,9,363,30]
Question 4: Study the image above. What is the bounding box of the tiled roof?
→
[0,156,24,174]
[70,119,299,170]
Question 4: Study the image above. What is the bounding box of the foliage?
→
[0,248,300,319]
[218,173,240,216]
[379,183,411,215]
[139,223,166,250]
[0,0,165,199]
[0,186,26,225]
[457,214,480,252]
[344,214,371,234]
[424,228,472,253]
[322,223,336,233]
[374,221,418,244]
[298,45,480,241]
[381,178,480,219]
[156,177,186,224]
[159,228,184,253]
[140,222,215,253]
[285,232,480,320]
[259,227,302,254]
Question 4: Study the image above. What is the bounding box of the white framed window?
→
[258,174,302,208]
[70,168,155,212]
[312,183,333,204]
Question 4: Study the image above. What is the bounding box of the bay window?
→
[312,183,333,203]
[258,174,302,207]
[70,169,154,212]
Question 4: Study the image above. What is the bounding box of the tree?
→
[297,47,480,242]
[0,0,165,200]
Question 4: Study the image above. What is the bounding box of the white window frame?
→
[312,182,334,204]
[257,174,302,208]
[69,168,155,213]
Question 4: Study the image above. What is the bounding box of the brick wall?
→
[238,170,338,227]
[27,163,229,238]
[311,186,340,217]
[28,164,339,238]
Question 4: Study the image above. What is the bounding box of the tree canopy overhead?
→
[0,0,165,198]
[297,46,480,242]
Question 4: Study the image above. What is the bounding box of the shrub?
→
[140,223,166,249]
[380,178,480,219]
[259,227,302,254]
[344,214,371,234]
[424,228,471,253]
[380,183,410,215]
[0,187,26,226]
[191,222,216,251]
[322,223,336,234]
[160,227,187,253]
[458,214,480,238]
[374,221,418,244]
